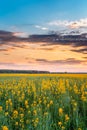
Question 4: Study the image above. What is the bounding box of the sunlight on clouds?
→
[12,32,29,37]
[0,42,86,63]
[48,18,87,29]
[0,38,87,72]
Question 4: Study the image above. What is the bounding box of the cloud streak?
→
[71,48,87,54]
[36,58,87,65]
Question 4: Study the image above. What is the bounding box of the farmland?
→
[0,74,87,130]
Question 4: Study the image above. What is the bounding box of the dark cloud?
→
[0,47,16,53]
[71,48,87,54]
[72,42,87,48]
[0,30,29,52]
[83,57,87,59]
[37,47,55,51]
[0,30,12,37]
[0,30,28,46]
[36,59,48,62]
[29,34,87,48]
[36,58,87,65]
[0,48,8,51]
[0,30,87,54]
[64,58,86,64]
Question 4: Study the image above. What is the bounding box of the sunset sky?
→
[0,0,87,72]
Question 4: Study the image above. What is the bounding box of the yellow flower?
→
[26,119,30,124]
[5,112,8,116]
[35,118,39,123]
[25,105,29,109]
[47,104,50,108]
[28,110,31,114]
[25,100,28,106]
[0,106,2,111]
[78,128,82,130]
[8,98,12,103]
[58,121,62,126]
[15,122,18,126]
[62,126,65,130]
[73,101,77,107]
[33,110,37,115]
[13,110,18,118]
[65,114,70,121]
[33,118,39,127]
[6,100,8,105]
[2,126,8,130]
[44,112,48,116]
[19,107,24,112]
[20,114,24,118]
[44,100,47,105]
[58,108,63,116]
[81,95,86,101]
[49,100,53,105]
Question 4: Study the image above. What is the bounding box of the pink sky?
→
[0,38,87,72]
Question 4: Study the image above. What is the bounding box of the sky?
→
[0,0,87,72]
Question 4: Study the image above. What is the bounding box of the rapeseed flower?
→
[2,126,8,130]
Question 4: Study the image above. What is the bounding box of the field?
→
[0,74,87,130]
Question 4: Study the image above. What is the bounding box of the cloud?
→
[12,32,28,38]
[48,18,87,29]
[48,20,70,26]
[36,58,87,65]
[36,59,48,62]
[0,49,8,51]
[36,46,56,51]
[0,30,26,42]
[35,25,48,30]
[0,29,87,55]
[71,48,87,54]
[0,30,29,49]
[13,23,48,31]
[69,19,87,29]
[42,41,87,48]
[71,42,87,48]
[83,57,87,59]
[0,30,12,39]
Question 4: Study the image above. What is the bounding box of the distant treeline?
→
[0,70,50,74]
[0,70,87,74]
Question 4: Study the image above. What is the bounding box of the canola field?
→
[0,74,87,130]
